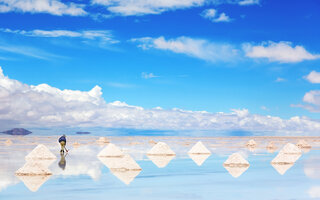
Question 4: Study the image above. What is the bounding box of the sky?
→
[0,0,320,134]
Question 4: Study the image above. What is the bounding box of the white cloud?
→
[0,0,87,16]
[1,29,118,44]
[244,41,320,63]
[305,71,320,84]
[201,8,232,22]
[238,0,260,6]
[261,106,269,111]
[1,66,320,134]
[141,72,159,79]
[131,36,238,62]
[293,90,320,112]
[308,186,320,198]
[92,0,205,16]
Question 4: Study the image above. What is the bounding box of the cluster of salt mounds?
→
[97,143,141,185]
[15,144,56,192]
[223,153,250,178]
[147,142,176,168]
[188,141,211,166]
[271,143,302,175]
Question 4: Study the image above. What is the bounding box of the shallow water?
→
[0,136,320,200]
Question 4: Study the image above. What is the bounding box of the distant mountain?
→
[2,128,32,135]
[76,131,91,135]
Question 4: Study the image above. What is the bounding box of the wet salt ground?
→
[0,136,320,200]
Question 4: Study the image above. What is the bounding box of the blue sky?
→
[0,0,320,132]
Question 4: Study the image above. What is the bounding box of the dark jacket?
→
[59,135,66,143]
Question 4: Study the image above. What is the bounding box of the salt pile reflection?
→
[147,142,176,168]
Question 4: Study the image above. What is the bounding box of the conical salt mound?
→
[97,143,124,157]
[147,142,175,155]
[296,140,311,149]
[188,141,211,154]
[110,169,141,185]
[223,153,250,167]
[16,174,51,192]
[246,139,256,147]
[5,139,13,146]
[266,142,277,153]
[25,144,56,160]
[96,137,109,145]
[279,143,301,154]
[15,161,52,175]
[224,165,249,178]
[147,155,175,168]
[189,154,210,166]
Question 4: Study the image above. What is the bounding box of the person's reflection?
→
[58,153,67,170]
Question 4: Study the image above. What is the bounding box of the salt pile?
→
[188,141,211,154]
[15,144,56,176]
[296,140,311,149]
[147,142,176,155]
[147,155,175,168]
[16,174,51,192]
[97,143,124,157]
[246,139,257,147]
[266,142,277,153]
[189,154,211,166]
[96,137,109,145]
[271,143,302,175]
[223,153,250,178]
[98,153,141,185]
[5,139,12,146]
[73,142,80,148]
[16,161,52,176]
[25,144,57,161]
[223,153,250,167]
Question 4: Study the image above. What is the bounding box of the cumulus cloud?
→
[91,0,205,16]
[244,41,320,63]
[293,90,320,112]
[305,71,320,84]
[0,0,87,16]
[1,66,320,134]
[201,8,232,22]
[1,29,118,44]
[131,36,238,62]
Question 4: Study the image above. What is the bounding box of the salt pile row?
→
[15,144,56,192]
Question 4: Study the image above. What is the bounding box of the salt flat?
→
[0,136,319,200]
